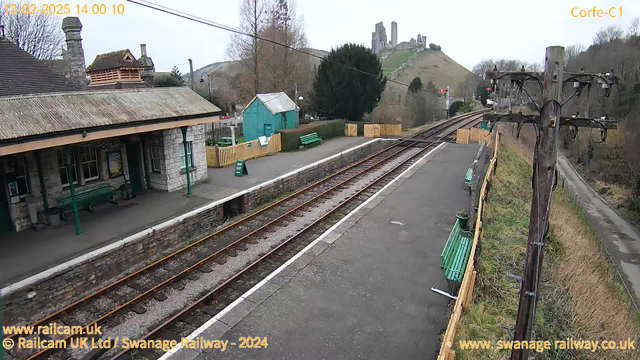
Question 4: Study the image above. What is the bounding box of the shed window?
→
[57,149,78,187]
[80,145,100,181]
[150,145,162,173]
[179,142,193,169]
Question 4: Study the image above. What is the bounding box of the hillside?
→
[382,48,474,91]
[185,48,328,88]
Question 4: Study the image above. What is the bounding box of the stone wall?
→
[164,125,208,192]
[243,140,391,211]
[2,139,392,323]
[2,203,224,324]
[6,125,208,232]
[8,138,130,232]
[143,131,169,190]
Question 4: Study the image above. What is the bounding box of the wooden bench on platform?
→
[300,132,322,147]
[56,183,117,220]
[441,220,472,294]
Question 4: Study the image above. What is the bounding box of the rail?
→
[4,111,486,360]
[108,112,486,360]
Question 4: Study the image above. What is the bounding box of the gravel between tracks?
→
[65,147,422,359]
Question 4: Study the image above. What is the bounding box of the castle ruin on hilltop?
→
[371,21,427,56]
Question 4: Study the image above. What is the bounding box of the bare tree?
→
[472,59,494,79]
[260,0,309,96]
[524,61,543,72]
[628,18,639,38]
[565,44,585,64]
[593,25,624,44]
[227,0,267,99]
[0,0,64,59]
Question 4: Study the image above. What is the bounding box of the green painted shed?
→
[242,92,298,141]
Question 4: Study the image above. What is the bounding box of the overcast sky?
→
[75,0,638,73]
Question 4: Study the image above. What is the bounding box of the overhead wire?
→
[126,0,437,94]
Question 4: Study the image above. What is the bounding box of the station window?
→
[6,155,30,198]
[57,149,78,187]
[80,145,100,181]
[150,145,162,173]
[179,142,193,169]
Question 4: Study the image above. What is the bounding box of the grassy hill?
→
[185,48,328,88]
[382,48,474,90]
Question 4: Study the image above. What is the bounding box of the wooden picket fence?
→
[470,128,491,144]
[364,124,381,138]
[437,133,500,360]
[345,123,358,137]
[456,129,470,144]
[456,128,490,145]
[380,124,402,136]
[206,133,281,168]
[364,124,402,138]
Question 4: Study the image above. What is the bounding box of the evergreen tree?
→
[155,66,184,87]
[408,77,423,94]
[170,66,183,82]
[313,43,386,121]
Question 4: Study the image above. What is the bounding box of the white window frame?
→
[80,145,100,181]
[10,155,30,198]
[57,149,78,187]
[150,145,162,173]
[179,141,193,170]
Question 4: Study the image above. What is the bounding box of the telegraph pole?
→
[294,82,299,126]
[510,46,564,360]
[188,58,195,90]
[483,46,619,360]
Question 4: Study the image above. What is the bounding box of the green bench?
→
[441,220,472,293]
[217,137,233,147]
[464,167,474,194]
[56,183,117,220]
[300,132,322,146]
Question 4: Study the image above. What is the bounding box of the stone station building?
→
[0,88,221,234]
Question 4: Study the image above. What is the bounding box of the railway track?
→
[4,111,485,360]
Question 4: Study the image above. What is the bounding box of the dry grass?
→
[384,50,474,93]
[453,133,639,360]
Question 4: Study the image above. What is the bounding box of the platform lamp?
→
[200,72,211,103]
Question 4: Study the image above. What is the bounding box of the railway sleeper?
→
[130,303,147,314]
[180,315,207,328]
[160,329,182,342]
[151,292,168,301]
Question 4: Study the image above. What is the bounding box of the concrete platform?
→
[168,143,481,360]
[0,137,372,287]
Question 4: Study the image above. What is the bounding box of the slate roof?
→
[245,92,297,115]
[41,59,71,77]
[0,87,222,141]
[86,49,144,72]
[0,37,85,97]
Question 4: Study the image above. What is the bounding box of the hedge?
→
[277,120,346,151]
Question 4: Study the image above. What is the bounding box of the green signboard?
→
[235,160,248,177]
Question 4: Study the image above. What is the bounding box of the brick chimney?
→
[61,17,88,86]
[138,43,155,87]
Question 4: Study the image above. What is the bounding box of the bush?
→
[429,43,441,51]
[277,120,346,151]
[449,101,464,116]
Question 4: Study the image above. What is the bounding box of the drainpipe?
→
[64,146,82,235]
[35,150,49,211]
[181,126,192,196]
